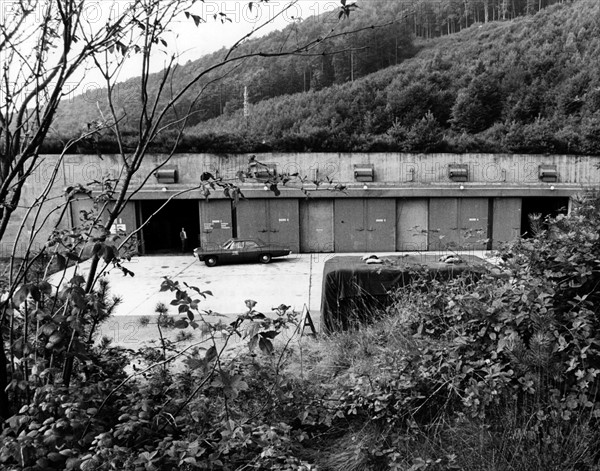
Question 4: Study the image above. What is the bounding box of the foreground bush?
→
[3,193,600,470]
[315,192,600,470]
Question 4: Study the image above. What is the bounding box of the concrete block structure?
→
[8,152,599,257]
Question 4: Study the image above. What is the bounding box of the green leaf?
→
[41,324,56,336]
[244,323,261,340]
[70,275,86,286]
[205,346,217,362]
[259,337,274,355]
[56,253,66,270]
[64,252,81,262]
[103,245,117,263]
[248,335,258,353]
[259,330,279,340]
[174,319,189,329]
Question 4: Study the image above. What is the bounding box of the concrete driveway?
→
[50,250,498,347]
[52,252,329,327]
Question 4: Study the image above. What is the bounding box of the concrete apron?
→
[48,251,497,350]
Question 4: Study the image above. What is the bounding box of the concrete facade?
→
[7,152,600,257]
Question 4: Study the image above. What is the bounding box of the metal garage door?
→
[429,198,459,250]
[366,199,396,252]
[396,199,428,251]
[199,200,232,249]
[268,199,299,251]
[300,199,334,253]
[492,198,521,248]
[334,199,395,252]
[459,198,490,250]
[429,198,489,250]
[236,199,300,252]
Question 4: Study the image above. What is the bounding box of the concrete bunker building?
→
[12,152,600,257]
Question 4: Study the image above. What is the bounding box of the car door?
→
[227,240,245,263]
[242,240,261,262]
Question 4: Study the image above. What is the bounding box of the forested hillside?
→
[49,0,584,154]
[51,1,415,139]
[182,0,598,155]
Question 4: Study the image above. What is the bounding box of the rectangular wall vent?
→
[539,164,558,182]
[250,162,277,180]
[354,164,374,182]
[448,164,469,182]
[154,169,178,184]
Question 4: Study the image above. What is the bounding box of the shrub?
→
[317,192,600,469]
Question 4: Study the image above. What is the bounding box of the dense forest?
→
[49,0,587,154]
[181,0,599,155]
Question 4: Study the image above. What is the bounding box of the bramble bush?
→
[0,271,321,470]
[319,191,600,470]
[3,191,600,470]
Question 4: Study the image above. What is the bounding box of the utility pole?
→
[244,86,249,129]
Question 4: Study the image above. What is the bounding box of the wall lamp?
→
[459,185,465,191]
[363,184,369,190]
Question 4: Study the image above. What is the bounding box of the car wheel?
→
[205,256,218,267]
[259,254,272,264]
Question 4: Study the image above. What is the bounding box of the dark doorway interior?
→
[140,200,200,254]
[521,197,569,237]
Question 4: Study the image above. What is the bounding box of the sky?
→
[172,1,343,61]
[2,1,350,104]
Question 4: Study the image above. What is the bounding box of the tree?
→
[1,0,192,421]
[451,73,504,133]
[0,0,376,419]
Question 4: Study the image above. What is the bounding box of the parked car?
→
[193,238,291,267]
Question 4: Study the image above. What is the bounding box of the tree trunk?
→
[0,336,9,421]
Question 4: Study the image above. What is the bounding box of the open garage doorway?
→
[140,200,200,254]
[521,197,569,238]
